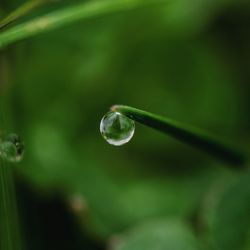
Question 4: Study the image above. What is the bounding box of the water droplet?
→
[0,133,24,162]
[100,111,135,146]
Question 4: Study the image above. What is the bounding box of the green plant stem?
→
[111,105,247,167]
[0,105,22,250]
[0,161,22,250]
[0,0,50,30]
[0,0,167,49]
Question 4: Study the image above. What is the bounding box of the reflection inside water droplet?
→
[0,133,24,162]
[100,111,135,146]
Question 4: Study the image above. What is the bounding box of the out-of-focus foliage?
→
[206,170,250,250]
[111,219,199,250]
[0,0,250,249]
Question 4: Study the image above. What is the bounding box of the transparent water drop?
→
[100,111,135,146]
[0,133,24,162]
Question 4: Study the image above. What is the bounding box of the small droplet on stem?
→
[100,111,135,146]
[0,133,24,162]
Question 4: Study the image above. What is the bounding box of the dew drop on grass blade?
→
[100,111,135,146]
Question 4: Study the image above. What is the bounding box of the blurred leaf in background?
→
[110,219,199,250]
[0,0,250,249]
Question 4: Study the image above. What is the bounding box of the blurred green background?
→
[0,0,250,249]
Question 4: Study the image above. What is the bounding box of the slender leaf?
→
[0,0,168,49]
[111,105,247,167]
[0,161,22,250]
[0,0,50,30]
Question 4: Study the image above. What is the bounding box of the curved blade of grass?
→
[111,105,247,167]
[0,0,50,30]
[0,0,168,49]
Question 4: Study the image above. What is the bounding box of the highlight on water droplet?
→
[0,133,24,162]
[100,111,135,146]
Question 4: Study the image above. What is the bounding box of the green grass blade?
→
[0,0,50,30]
[0,104,22,250]
[111,105,247,167]
[0,161,22,250]
[0,0,167,49]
